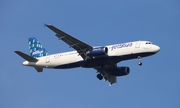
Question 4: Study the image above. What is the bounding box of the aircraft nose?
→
[155,45,160,52]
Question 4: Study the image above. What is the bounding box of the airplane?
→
[14,24,160,85]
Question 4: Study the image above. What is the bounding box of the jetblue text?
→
[111,43,132,51]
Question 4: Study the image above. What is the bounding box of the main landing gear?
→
[138,56,142,66]
[97,74,103,80]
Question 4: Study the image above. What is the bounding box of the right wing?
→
[94,64,117,85]
[45,24,93,59]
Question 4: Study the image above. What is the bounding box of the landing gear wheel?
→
[97,74,103,80]
[138,62,142,66]
[138,56,142,66]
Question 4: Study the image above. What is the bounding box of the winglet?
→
[14,50,38,62]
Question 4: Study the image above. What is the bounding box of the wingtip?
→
[44,23,48,27]
[14,50,19,53]
[44,23,52,27]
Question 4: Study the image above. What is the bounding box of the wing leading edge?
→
[45,24,92,59]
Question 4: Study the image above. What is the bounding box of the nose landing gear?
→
[138,56,142,66]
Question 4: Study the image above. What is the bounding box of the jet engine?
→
[110,66,130,76]
[86,46,108,56]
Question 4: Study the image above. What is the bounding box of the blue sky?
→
[1,0,180,108]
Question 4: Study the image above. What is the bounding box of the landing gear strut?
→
[97,74,103,80]
[138,56,142,66]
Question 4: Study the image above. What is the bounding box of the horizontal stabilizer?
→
[34,67,43,72]
[14,51,38,62]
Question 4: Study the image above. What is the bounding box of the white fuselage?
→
[23,41,160,69]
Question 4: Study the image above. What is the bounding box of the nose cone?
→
[155,45,160,53]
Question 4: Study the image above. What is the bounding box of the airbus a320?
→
[14,24,160,85]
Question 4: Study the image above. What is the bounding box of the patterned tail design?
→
[28,37,49,58]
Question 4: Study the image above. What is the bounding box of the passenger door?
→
[135,41,141,48]
[45,56,50,63]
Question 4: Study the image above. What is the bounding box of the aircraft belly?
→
[54,61,83,69]
[82,52,157,67]
[53,55,83,69]
[82,56,121,68]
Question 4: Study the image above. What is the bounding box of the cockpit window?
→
[146,42,152,44]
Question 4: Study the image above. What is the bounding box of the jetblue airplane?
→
[14,24,160,85]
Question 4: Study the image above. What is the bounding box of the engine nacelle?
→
[110,66,130,76]
[86,46,108,56]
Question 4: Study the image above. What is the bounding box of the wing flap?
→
[106,75,117,86]
[34,67,43,72]
[94,65,117,85]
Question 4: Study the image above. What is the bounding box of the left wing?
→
[45,24,92,59]
[94,65,117,85]
[46,24,117,85]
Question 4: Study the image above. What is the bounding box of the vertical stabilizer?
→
[28,37,49,58]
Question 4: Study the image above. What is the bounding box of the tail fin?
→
[28,37,49,58]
